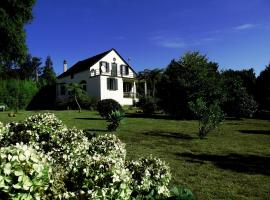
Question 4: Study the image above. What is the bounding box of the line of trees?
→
[138,52,270,119]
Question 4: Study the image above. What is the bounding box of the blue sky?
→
[26,0,270,76]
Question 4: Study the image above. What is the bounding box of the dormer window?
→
[100,61,109,73]
[90,69,95,76]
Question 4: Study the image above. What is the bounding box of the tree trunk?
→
[74,94,81,113]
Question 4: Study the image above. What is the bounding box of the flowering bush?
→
[0,113,174,199]
[0,143,52,199]
[127,156,171,199]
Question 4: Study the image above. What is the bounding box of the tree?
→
[157,52,221,117]
[220,71,258,118]
[138,68,163,98]
[66,83,87,112]
[0,0,36,77]
[189,98,224,139]
[256,64,270,111]
[19,54,42,80]
[40,56,56,85]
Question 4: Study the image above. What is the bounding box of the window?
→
[90,69,95,76]
[100,61,109,73]
[121,65,129,75]
[60,85,66,95]
[107,78,118,90]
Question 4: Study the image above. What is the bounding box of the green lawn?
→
[0,110,270,200]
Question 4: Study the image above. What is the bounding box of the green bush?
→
[0,113,181,199]
[0,79,38,110]
[189,98,224,139]
[138,96,157,114]
[107,110,125,132]
[0,143,52,199]
[168,186,196,200]
[97,99,123,119]
[126,156,171,199]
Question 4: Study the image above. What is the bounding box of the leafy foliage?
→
[97,99,123,119]
[0,79,38,110]
[189,98,224,139]
[168,186,196,200]
[256,64,270,111]
[0,143,51,199]
[127,156,171,199]
[106,110,125,132]
[221,71,258,118]
[0,0,36,75]
[0,113,173,199]
[138,96,158,114]
[157,52,221,118]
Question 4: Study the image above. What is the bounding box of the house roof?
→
[57,48,137,78]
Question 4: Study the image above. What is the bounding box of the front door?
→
[111,63,117,77]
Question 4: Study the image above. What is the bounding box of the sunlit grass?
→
[0,110,269,200]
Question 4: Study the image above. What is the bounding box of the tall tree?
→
[19,54,42,80]
[256,64,270,111]
[138,68,163,98]
[157,52,221,117]
[0,0,36,77]
[40,56,56,85]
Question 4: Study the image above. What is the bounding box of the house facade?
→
[56,49,139,105]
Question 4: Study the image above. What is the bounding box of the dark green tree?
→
[0,0,36,77]
[19,54,42,80]
[256,64,270,111]
[157,52,221,117]
[66,83,88,112]
[40,56,56,85]
[221,71,258,118]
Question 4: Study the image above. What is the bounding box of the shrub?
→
[0,113,177,199]
[138,96,157,114]
[189,98,224,139]
[168,186,196,200]
[0,143,52,199]
[106,110,125,132]
[97,99,123,119]
[126,156,171,199]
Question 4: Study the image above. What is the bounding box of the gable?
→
[57,49,137,79]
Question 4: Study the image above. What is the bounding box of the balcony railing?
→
[123,92,137,98]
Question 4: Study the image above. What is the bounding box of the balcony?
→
[123,92,137,98]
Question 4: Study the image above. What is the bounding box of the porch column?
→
[133,81,136,98]
[144,81,147,96]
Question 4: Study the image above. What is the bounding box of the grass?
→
[1,110,270,200]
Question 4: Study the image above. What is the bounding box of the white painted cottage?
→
[56,49,139,105]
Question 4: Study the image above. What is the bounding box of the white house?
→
[56,49,139,105]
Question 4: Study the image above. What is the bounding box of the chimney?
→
[63,60,68,72]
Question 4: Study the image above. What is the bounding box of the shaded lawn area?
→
[0,110,270,200]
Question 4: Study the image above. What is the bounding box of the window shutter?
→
[107,78,110,90]
[115,79,118,90]
[120,65,123,76]
[106,62,109,72]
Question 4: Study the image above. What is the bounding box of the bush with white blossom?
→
[0,113,173,199]
[0,143,52,199]
[127,156,171,199]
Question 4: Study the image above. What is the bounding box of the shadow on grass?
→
[75,117,104,120]
[143,131,194,140]
[238,130,270,135]
[125,113,181,120]
[177,152,270,175]
[84,128,107,132]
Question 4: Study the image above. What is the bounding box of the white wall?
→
[56,70,100,99]
[89,50,136,78]
[56,49,138,105]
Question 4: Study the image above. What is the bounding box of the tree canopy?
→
[0,0,36,75]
